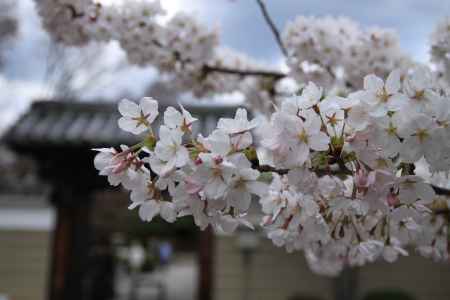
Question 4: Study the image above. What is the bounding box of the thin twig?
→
[255,0,288,57]
[204,64,287,79]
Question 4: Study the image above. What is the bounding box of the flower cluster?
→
[256,68,449,274]
[94,68,450,275]
[95,97,268,233]
[36,0,450,276]
[431,17,450,83]
[283,16,412,89]
[36,1,448,115]
[36,0,220,94]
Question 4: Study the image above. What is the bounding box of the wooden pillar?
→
[48,190,93,300]
[198,227,214,300]
[334,267,358,300]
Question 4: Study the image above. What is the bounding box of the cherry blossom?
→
[397,113,439,163]
[357,70,407,117]
[154,125,189,174]
[93,146,146,188]
[163,105,197,132]
[118,97,159,135]
[130,179,178,223]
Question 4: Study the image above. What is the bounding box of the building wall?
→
[358,255,450,300]
[213,235,334,300]
[214,235,450,300]
[0,230,51,300]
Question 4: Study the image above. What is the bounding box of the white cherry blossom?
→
[359,70,407,117]
[403,67,439,113]
[164,105,198,132]
[217,108,258,134]
[283,111,330,166]
[118,97,159,135]
[397,113,439,163]
[154,125,190,174]
[93,146,145,188]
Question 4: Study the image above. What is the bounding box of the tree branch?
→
[255,0,288,57]
[64,4,85,19]
[432,185,450,196]
[257,165,450,197]
[204,64,287,79]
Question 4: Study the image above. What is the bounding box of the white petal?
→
[218,215,239,234]
[118,99,139,117]
[347,105,369,131]
[160,202,177,223]
[400,137,423,163]
[309,132,330,151]
[138,200,160,222]
[94,151,113,171]
[385,69,401,94]
[231,132,252,150]
[247,181,268,196]
[169,127,184,145]
[305,113,322,134]
[204,177,227,199]
[387,94,407,111]
[287,143,310,166]
[208,130,231,156]
[118,117,146,134]
[239,168,260,181]
[364,74,384,92]
[229,153,252,169]
[140,97,159,123]
[164,106,183,128]
[158,125,172,142]
[155,143,173,162]
[175,146,189,168]
[368,103,389,117]
[180,104,197,124]
[228,189,252,211]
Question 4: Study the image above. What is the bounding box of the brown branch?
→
[257,165,450,197]
[64,4,85,19]
[255,0,288,57]
[432,185,450,196]
[203,64,287,80]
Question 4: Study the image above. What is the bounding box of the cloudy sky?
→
[1,0,450,131]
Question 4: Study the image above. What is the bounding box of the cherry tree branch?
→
[203,64,287,79]
[255,0,288,57]
[257,165,450,197]
[64,4,85,19]
[432,185,450,196]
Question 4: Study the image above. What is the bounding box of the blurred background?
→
[1,1,450,300]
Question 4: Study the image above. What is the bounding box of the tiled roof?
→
[4,100,239,148]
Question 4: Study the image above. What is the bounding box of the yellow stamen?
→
[298,129,309,143]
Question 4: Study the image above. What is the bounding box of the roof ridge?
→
[3,100,243,149]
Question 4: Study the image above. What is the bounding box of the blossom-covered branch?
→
[33,0,450,277]
[203,64,286,79]
[36,0,435,114]
[255,0,288,57]
[94,69,450,276]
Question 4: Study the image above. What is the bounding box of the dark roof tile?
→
[3,100,242,148]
